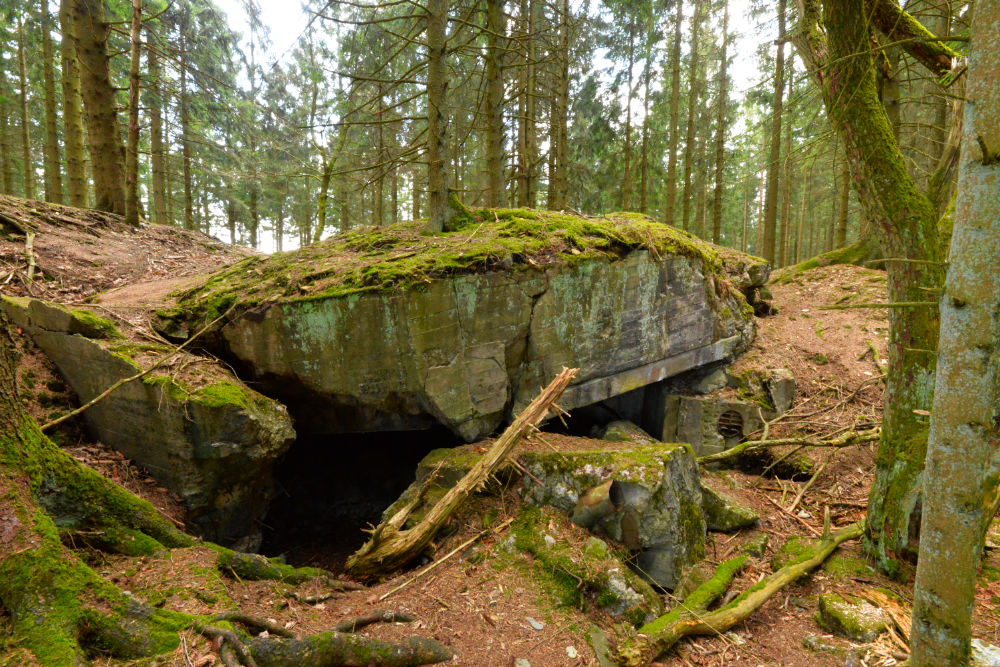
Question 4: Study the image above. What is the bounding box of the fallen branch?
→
[616,521,864,665]
[24,231,35,283]
[40,304,235,432]
[346,367,578,579]
[697,427,880,467]
[379,517,513,601]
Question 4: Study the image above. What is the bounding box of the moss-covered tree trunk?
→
[792,0,953,575]
[910,2,1000,661]
[760,0,785,264]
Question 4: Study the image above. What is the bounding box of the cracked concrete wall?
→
[220,250,755,441]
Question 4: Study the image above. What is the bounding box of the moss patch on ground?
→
[163,209,735,328]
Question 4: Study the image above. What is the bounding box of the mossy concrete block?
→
[3,297,295,549]
[161,214,759,442]
[600,420,657,444]
[741,532,769,558]
[701,484,759,532]
[815,593,888,642]
[520,444,706,589]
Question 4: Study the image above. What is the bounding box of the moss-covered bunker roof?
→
[167,208,745,325]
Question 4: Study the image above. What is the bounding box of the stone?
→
[514,659,531,667]
[157,214,759,442]
[520,444,706,589]
[765,368,796,414]
[2,297,295,549]
[689,367,729,394]
[815,593,888,642]
[673,560,716,600]
[741,533,769,558]
[600,420,657,444]
[972,639,1000,666]
[802,634,843,654]
[504,506,663,622]
[701,484,759,532]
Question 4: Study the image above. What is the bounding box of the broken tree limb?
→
[346,367,579,579]
[697,427,880,467]
[616,521,864,666]
[247,632,454,667]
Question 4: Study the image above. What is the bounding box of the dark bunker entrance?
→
[259,426,460,573]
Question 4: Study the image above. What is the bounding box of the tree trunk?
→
[548,0,569,210]
[792,0,947,576]
[515,0,537,208]
[680,2,704,232]
[710,1,730,245]
[60,0,88,208]
[17,11,34,201]
[836,152,850,247]
[71,0,126,214]
[0,75,13,194]
[423,0,452,234]
[910,1,1000,661]
[484,0,505,207]
[179,26,194,231]
[621,19,635,211]
[41,4,64,204]
[778,60,794,266]
[148,37,167,225]
[662,0,684,225]
[761,0,786,263]
[125,0,143,227]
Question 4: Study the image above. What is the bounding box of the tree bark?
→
[148,37,167,225]
[484,0,505,207]
[621,18,636,211]
[836,152,849,247]
[16,11,34,201]
[423,0,452,234]
[60,0,88,208]
[71,0,127,214]
[680,2,704,233]
[792,0,948,576]
[40,4,64,204]
[761,0,786,263]
[179,23,194,231]
[548,0,569,210]
[910,1,1000,661]
[710,1,730,245]
[778,59,794,266]
[125,0,143,227]
[662,0,684,226]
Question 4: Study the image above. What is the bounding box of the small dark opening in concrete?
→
[541,402,621,438]
[259,426,460,573]
[717,410,744,439]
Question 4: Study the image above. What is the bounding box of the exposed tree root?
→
[346,367,579,579]
[615,522,864,665]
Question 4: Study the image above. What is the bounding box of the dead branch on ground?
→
[697,426,880,467]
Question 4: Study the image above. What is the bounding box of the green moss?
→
[815,593,887,642]
[504,506,662,624]
[822,554,876,579]
[770,536,813,571]
[162,209,730,329]
[68,308,124,340]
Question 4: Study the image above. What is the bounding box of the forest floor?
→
[2,199,999,666]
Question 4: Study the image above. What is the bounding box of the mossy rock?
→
[496,506,663,625]
[822,553,877,579]
[600,420,657,445]
[2,296,296,549]
[815,593,888,642]
[701,484,759,532]
[520,444,706,589]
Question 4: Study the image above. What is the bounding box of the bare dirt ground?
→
[3,199,998,666]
